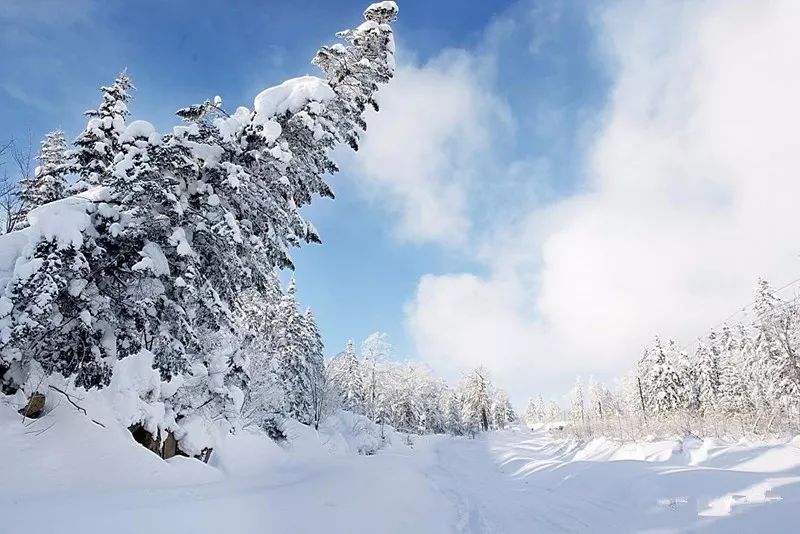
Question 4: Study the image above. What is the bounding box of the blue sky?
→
[5,0,794,402]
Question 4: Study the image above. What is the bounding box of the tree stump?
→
[162,431,178,459]
[18,392,46,419]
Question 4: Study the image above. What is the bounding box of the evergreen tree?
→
[72,71,134,189]
[716,325,754,416]
[443,388,464,435]
[753,279,800,414]
[462,367,491,433]
[694,337,720,414]
[569,377,587,433]
[330,339,365,413]
[524,397,539,428]
[15,130,69,228]
[641,337,685,416]
[0,226,114,391]
[362,332,390,421]
[271,278,314,423]
[491,389,514,429]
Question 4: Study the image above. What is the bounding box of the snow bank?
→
[282,410,397,457]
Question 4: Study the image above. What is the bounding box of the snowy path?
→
[426,431,625,532]
[4,406,800,534]
[425,428,800,533]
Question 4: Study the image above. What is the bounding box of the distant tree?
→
[462,367,492,433]
[15,130,69,229]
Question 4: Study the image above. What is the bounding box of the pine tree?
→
[0,227,114,391]
[362,332,390,421]
[645,338,685,416]
[271,278,314,423]
[302,308,326,429]
[753,279,800,416]
[694,337,720,414]
[330,339,365,413]
[462,367,491,433]
[569,378,587,433]
[443,388,464,435]
[524,397,539,428]
[716,325,754,417]
[72,71,134,189]
[15,130,69,229]
[491,389,514,429]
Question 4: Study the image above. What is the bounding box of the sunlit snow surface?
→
[2,401,800,534]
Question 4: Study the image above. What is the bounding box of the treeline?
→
[526,278,800,440]
[0,2,400,459]
[327,335,516,436]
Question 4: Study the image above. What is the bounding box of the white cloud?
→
[406,0,800,401]
[349,49,509,245]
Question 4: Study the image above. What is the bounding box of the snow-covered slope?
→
[2,404,800,533]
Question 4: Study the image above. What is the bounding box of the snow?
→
[119,119,159,144]
[252,75,335,130]
[25,194,93,249]
[2,402,800,534]
[131,241,170,276]
[169,227,193,256]
[108,350,174,436]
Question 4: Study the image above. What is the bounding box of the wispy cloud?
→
[346,48,510,246]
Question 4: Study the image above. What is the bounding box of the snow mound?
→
[282,411,395,457]
[119,120,159,144]
[253,76,335,123]
[25,194,94,249]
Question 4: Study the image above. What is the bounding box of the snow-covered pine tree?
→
[392,363,424,433]
[524,397,539,428]
[362,331,390,421]
[71,71,134,190]
[330,339,365,413]
[547,400,562,423]
[716,325,754,418]
[420,375,447,434]
[302,308,327,429]
[569,377,587,434]
[753,279,800,419]
[694,337,720,415]
[238,280,285,436]
[0,206,115,392]
[269,279,314,423]
[461,367,491,433]
[491,389,514,429]
[645,338,685,416]
[15,130,69,229]
[443,388,464,435]
[588,377,612,422]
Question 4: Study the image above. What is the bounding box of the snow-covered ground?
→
[3,402,800,533]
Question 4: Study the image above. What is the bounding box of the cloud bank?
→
[354,0,800,400]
